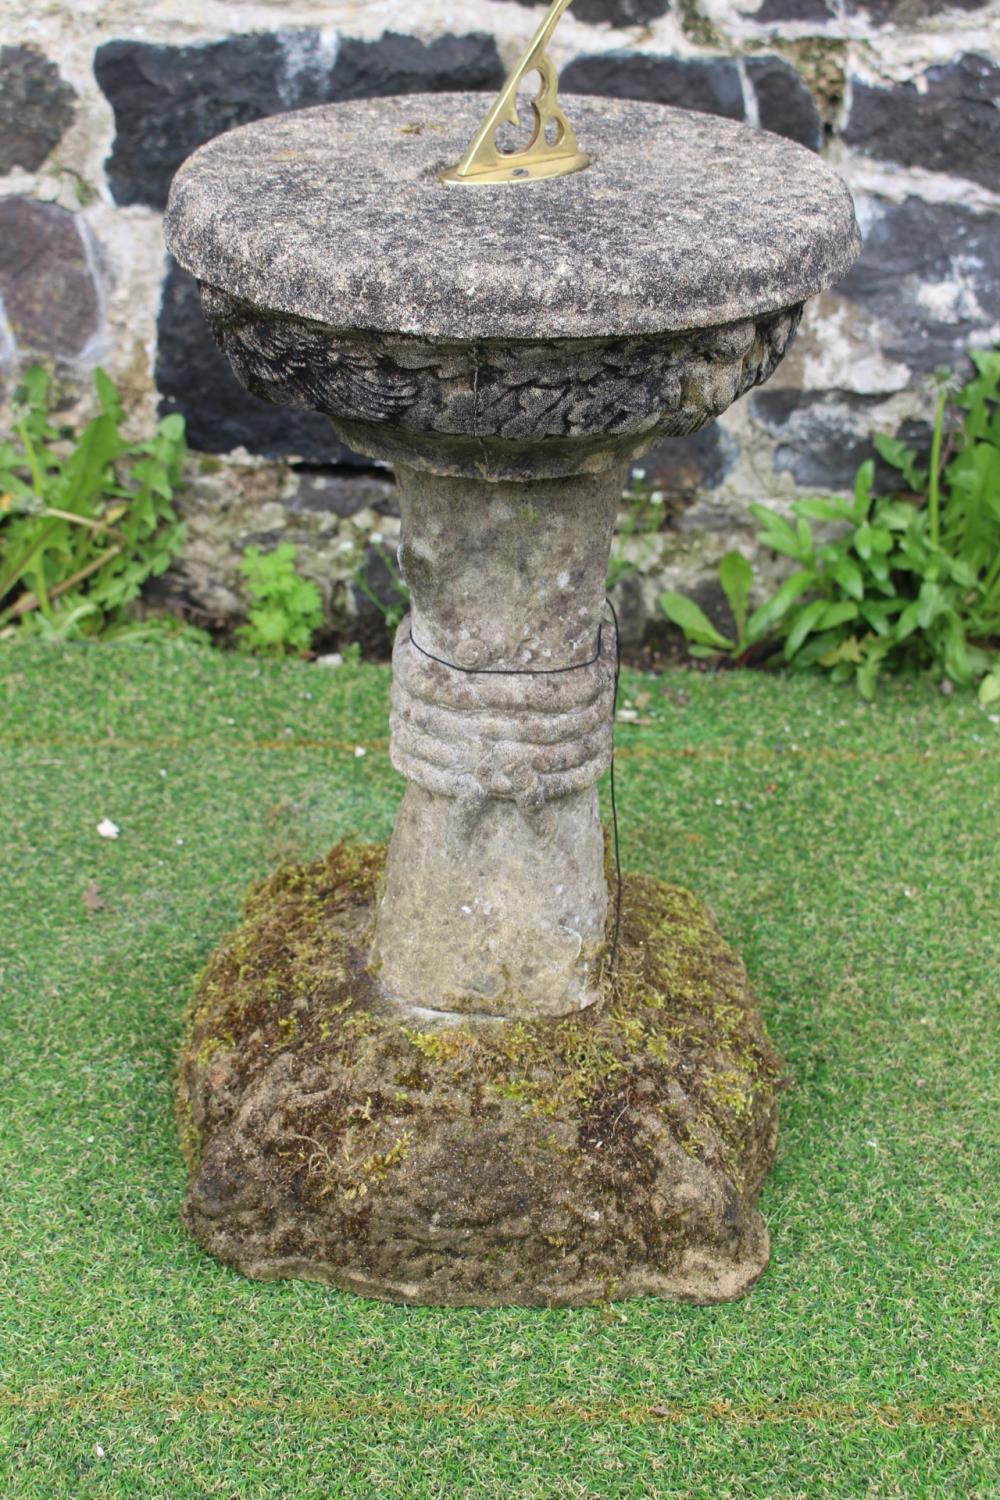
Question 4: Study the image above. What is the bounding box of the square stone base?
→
[177,844,781,1306]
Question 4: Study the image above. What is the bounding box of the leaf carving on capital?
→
[198,284,804,452]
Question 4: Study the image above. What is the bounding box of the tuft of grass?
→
[0,640,997,1497]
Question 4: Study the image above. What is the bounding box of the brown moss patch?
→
[176,841,783,1306]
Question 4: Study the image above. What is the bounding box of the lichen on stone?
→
[176,841,782,1306]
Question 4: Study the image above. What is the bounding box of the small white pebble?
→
[354,746,367,758]
[97,818,120,840]
[94,1444,106,1459]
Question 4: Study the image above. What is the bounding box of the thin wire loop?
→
[404,601,624,973]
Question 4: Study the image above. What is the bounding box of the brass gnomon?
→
[441,0,589,186]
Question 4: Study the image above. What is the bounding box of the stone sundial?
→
[168,0,861,1306]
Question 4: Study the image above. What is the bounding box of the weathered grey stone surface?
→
[329,31,504,101]
[373,466,621,1017]
[165,93,860,343]
[750,389,934,494]
[0,44,77,175]
[141,459,398,638]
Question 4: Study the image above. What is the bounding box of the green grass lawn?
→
[1,641,997,1498]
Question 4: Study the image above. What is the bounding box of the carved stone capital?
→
[199,283,801,479]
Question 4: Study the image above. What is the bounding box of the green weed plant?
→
[662,352,1000,703]
[237,542,324,656]
[0,366,187,641]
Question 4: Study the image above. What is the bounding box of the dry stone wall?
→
[1,0,998,646]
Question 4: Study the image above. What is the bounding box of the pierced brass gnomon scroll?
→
[442,0,589,186]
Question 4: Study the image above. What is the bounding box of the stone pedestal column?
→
[375,465,622,1019]
[166,92,861,1305]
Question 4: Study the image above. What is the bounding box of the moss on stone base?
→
[177,842,782,1306]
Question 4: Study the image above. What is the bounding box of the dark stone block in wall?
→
[95,32,311,209]
[844,53,1000,192]
[753,389,938,490]
[839,196,1000,373]
[95,30,504,210]
[743,0,990,25]
[639,422,740,498]
[562,52,744,122]
[496,0,673,21]
[0,45,77,174]
[741,0,838,21]
[288,471,395,517]
[0,198,100,362]
[746,55,822,150]
[846,0,988,19]
[753,389,887,488]
[323,32,505,101]
[352,542,410,660]
[562,51,820,150]
[155,259,357,461]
